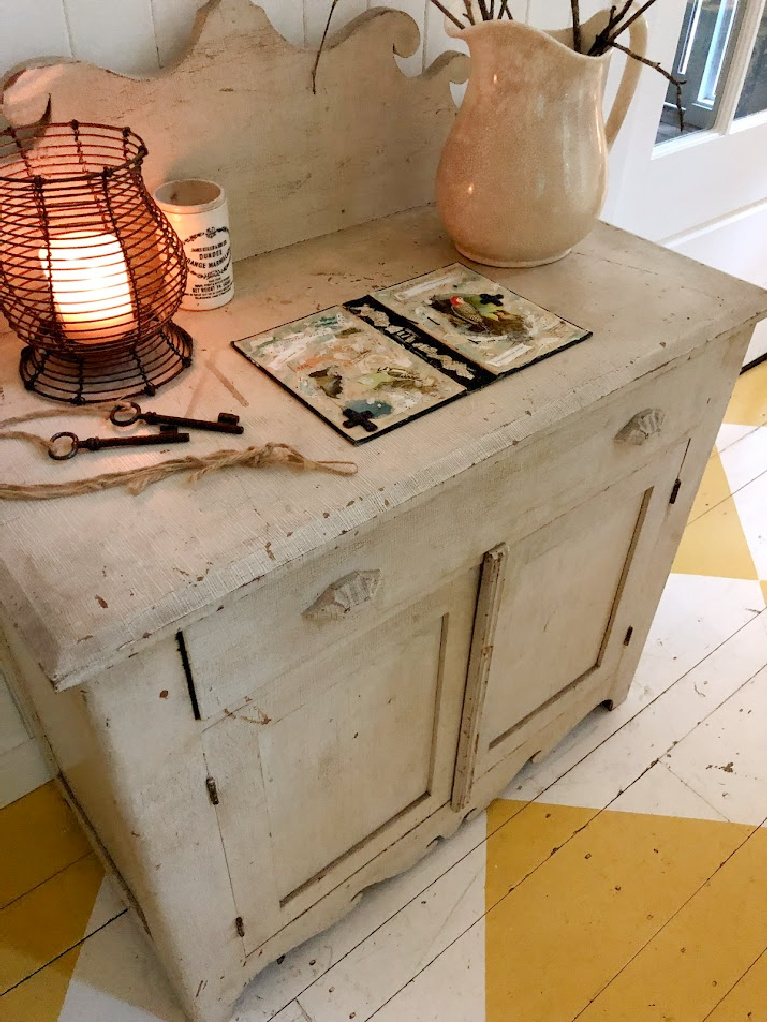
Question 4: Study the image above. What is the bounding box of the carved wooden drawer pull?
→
[303,569,382,621]
[615,408,665,445]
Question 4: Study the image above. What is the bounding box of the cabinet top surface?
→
[2,207,765,688]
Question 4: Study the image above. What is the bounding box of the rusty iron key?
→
[110,401,244,435]
[49,429,190,460]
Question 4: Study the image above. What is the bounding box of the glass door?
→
[604,0,767,365]
[656,0,767,141]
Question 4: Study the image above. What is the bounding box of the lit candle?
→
[40,233,136,343]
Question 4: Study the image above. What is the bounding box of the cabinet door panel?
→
[200,570,477,952]
[484,486,648,745]
[456,446,687,796]
[261,622,443,901]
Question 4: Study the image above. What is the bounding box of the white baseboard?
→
[0,735,54,809]
[744,320,767,368]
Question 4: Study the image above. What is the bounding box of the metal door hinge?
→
[205,775,219,805]
[669,478,682,505]
[623,626,634,646]
[235,916,245,937]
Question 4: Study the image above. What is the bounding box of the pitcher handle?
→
[605,14,648,148]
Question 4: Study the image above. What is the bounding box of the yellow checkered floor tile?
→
[2,361,767,1022]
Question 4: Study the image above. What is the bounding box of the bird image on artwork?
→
[434,295,485,328]
[358,366,437,392]
[429,293,531,339]
[309,366,344,397]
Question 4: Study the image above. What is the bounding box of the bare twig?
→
[570,0,582,52]
[498,0,513,17]
[477,0,490,19]
[463,0,476,25]
[611,0,636,29]
[312,0,341,94]
[428,0,467,31]
[611,40,686,129]
[588,4,617,57]
[589,0,659,56]
[608,0,660,44]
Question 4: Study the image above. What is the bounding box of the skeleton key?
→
[48,429,190,461]
[110,401,244,435]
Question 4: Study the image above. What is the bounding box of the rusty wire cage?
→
[0,120,192,402]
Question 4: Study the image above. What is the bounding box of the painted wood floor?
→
[2,359,767,1022]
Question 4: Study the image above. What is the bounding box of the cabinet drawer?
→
[183,341,724,720]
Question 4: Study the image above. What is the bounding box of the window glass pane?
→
[735,6,767,117]
[656,0,744,144]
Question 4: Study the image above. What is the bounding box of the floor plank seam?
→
[295,997,315,1022]
[688,456,767,525]
[716,423,761,456]
[699,944,767,1021]
[660,761,731,820]
[0,906,128,997]
[568,811,767,1021]
[0,850,92,912]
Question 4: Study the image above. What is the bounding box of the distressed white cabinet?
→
[3,11,767,1022]
[2,205,766,1022]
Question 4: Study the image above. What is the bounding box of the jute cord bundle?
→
[0,404,357,501]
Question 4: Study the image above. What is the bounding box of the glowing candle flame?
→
[40,233,136,343]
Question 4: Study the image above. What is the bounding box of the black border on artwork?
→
[343,296,495,390]
[231,269,593,445]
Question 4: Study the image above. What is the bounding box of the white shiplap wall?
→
[0,0,441,77]
[2,0,580,78]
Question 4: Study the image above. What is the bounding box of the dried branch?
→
[477,0,490,20]
[588,3,617,57]
[428,0,468,31]
[611,40,686,129]
[607,0,660,45]
[463,0,476,25]
[312,0,341,94]
[498,0,513,17]
[571,0,582,52]
[612,0,635,29]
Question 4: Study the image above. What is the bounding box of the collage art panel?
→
[234,264,591,442]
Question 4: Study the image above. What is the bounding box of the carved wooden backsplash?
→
[1,0,467,262]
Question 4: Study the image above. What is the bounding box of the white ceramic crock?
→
[153,179,234,310]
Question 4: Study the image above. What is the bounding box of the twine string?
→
[0,404,357,501]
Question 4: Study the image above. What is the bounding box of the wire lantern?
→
[0,120,193,402]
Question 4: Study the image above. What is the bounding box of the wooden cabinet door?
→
[452,445,688,806]
[199,569,478,955]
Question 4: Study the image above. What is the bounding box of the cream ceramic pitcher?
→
[436,11,647,267]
